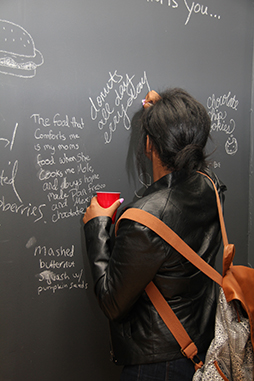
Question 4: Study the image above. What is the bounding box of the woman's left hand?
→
[83,196,123,224]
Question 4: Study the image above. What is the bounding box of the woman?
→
[83,88,226,380]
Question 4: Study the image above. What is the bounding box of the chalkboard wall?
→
[0,1,253,380]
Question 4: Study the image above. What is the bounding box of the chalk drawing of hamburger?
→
[0,20,44,78]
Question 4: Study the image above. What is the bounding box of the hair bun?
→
[174,145,204,171]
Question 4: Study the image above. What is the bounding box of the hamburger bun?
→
[0,19,44,78]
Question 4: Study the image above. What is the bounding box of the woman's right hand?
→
[83,196,123,224]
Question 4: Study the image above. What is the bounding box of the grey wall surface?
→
[0,1,253,380]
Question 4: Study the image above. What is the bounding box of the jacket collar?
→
[142,170,188,197]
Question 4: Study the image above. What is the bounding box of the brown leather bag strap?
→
[116,208,223,286]
[197,171,228,247]
[145,282,203,369]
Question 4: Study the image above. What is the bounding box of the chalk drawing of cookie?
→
[225,135,238,155]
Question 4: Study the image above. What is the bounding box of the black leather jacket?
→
[84,170,226,366]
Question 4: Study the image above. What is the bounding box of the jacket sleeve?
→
[84,215,169,322]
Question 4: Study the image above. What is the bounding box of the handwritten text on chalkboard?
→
[0,122,46,222]
[207,91,239,156]
[31,113,106,223]
[89,70,150,144]
[146,0,221,26]
[33,243,88,295]
[0,111,108,224]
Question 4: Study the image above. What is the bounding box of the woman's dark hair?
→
[136,88,211,175]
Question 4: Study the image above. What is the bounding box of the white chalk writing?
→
[0,160,22,202]
[34,244,88,295]
[146,0,221,26]
[0,196,46,222]
[89,70,150,144]
[0,122,46,222]
[30,112,106,223]
[207,91,239,155]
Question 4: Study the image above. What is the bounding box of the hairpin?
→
[142,90,162,108]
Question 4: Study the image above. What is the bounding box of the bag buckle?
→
[181,349,203,371]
